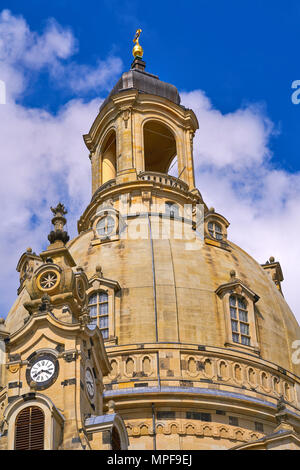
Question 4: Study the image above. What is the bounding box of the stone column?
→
[184,128,196,189]
[132,111,144,174]
[90,151,100,195]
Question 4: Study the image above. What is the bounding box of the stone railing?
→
[137,171,189,192]
[91,172,190,202]
[91,179,116,201]
[104,348,299,408]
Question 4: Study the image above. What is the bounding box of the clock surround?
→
[26,352,59,390]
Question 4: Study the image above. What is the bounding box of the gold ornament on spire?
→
[132,28,143,58]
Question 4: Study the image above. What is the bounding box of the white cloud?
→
[0,97,100,312]
[52,57,123,93]
[0,9,122,99]
[0,9,74,98]
[23,19,76,68]
[182,90,275,169]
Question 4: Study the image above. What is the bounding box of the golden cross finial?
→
[133,29,142,44]
[132,29,143,58]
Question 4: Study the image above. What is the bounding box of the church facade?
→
[1,34,300,450]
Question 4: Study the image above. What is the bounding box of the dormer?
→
[216,270,260,353]
[204,207,230,250]
[16,248,42,294]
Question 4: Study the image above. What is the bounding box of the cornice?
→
[7,310,82,345]
[215,278,260,303]
[77,179,203,233]
[83,89,198,153]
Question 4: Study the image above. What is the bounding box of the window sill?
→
[104,336,118,346]
[91,236,119,246]
[224,341,260,355]
[205,237,231,251]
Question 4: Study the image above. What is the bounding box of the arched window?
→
[165,202,179,218]
[88,291,109,339]
[15,406,44,450]
[101,130,116,184]
[143,121,177,174]
[230,295,250,346]
[208,221,223,240]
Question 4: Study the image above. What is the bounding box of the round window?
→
[96,216,115,238]
[37,270,60,292]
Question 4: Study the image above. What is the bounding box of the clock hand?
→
[32,369,52,380]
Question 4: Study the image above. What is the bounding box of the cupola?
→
[83,30,198,197]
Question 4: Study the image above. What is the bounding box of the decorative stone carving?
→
[48,203,70,245]
[125,358,134,376]
[122,109,131,129]
[142,356,151,375]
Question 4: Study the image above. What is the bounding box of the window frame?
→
[86,275,121,346]
[208,221,223,240]
[5,397,64,450]
[91,209,120,245]
[88,290,110,340]
[204,212,230,247]
[216,281,260,354]
[230,295,251,346]
[15,406,45,450]
[96,215,116,238]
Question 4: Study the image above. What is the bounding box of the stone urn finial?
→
[48,202,70,245]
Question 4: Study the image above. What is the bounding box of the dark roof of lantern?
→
[100,58,181,112]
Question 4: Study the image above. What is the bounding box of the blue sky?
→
[0,1,300,320]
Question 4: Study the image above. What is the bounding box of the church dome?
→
[5,46,300,450]
[67,228,299,374]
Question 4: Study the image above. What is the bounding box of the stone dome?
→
[65,227,300,375]
[6,202,300,376]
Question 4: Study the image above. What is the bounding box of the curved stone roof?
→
[100,63,181,112]
[6,225,300,378]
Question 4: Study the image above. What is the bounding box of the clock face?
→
[26,354,58,389]
[85,368,95,399]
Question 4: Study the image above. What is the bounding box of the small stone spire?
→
[48,203,70,245]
